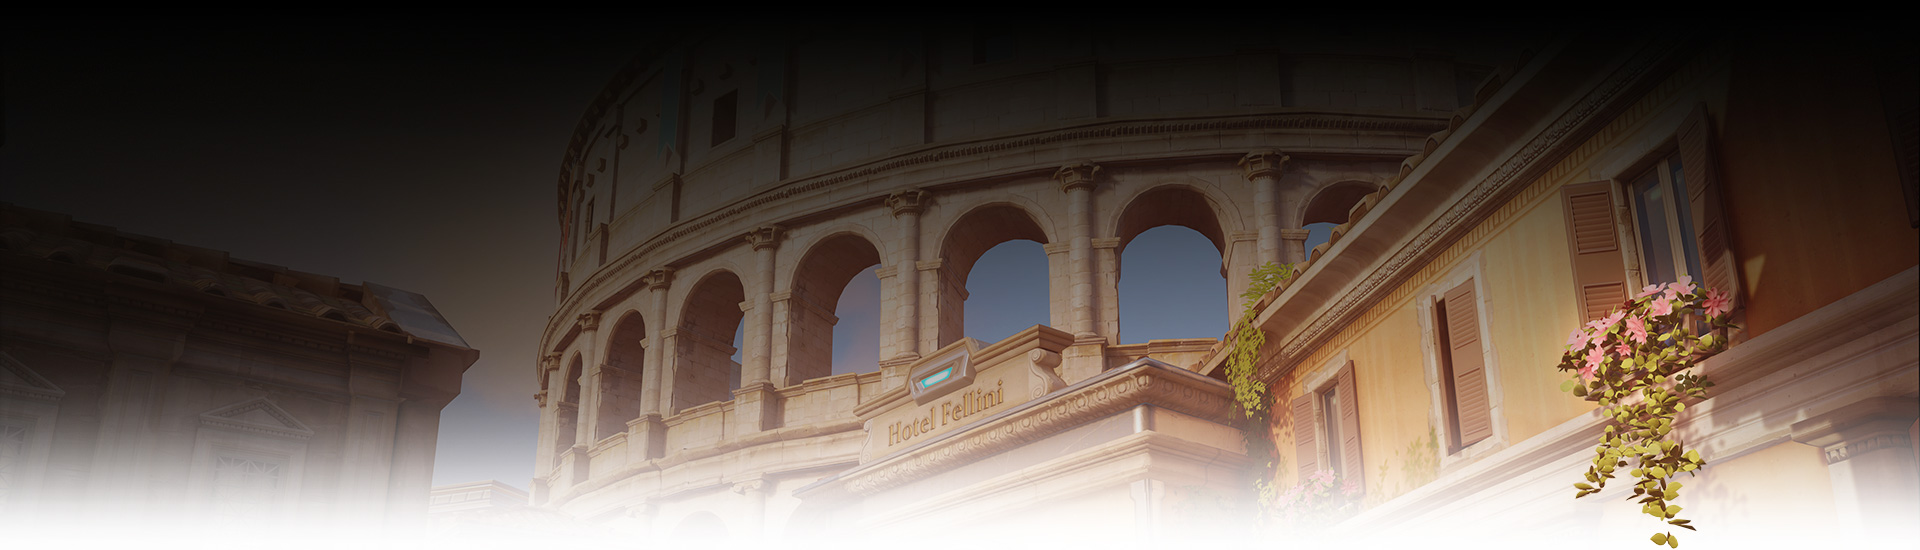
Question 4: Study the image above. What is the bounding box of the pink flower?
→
[1648,298,1673,316]
[1636,284,1664,299]
[1703,288,1732,318]
[1624,316,1648,344]
[1614,342,1633,357]
[1661,276,1695,303]
[1584,346,1606,373]
[1578,362,1597,381]
[1567,328,1593,351]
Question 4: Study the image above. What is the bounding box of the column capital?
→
[642,268,675,289]
[744,225,784,250]
[1053,162,1102,192]
[886,189,932,217]
[541,352,563,371]
[576,311,602,331]
[1278,228,1312,240]
[533,390,549,408]
[731,478,768,495]
[1238,151,1291,180]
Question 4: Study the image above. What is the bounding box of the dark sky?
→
[2,20,1314,489]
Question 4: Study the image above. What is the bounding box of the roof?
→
[0,203,467,347]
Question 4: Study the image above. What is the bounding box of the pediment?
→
[199,397,314,440]
[0,352,65,402]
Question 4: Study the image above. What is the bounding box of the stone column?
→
[735,227,783,435]
[1792,397,1920,539]
[385,395,450,527]
[1054,162,1101,340]
[1278,228,1310,265]
[1240,151,1289,267]
[90,313,191,518]
[885,190,930,359]
[531,352,562,503]
[1093,237,1122,344]
[572,311,603,449]
[1054,162,1107,382]
[633,269,673,460]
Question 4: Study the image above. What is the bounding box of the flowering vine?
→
[1270,469,1362,531]
[1557,277,1734,548]
[1229,262,1292,520]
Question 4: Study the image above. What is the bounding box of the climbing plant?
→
[1228,261,1292,520]
[1556,277,1734,548]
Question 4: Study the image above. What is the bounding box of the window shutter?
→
[1335,360,1364,495]
[1444,279,1493,447]
[1678,105,1741,310]
[1560,181,1628,321]
[1292,392,1318,481]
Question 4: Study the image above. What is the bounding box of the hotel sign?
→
[858,335,1068,460]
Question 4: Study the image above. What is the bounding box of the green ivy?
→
[1557,279,1735,547]
[1230,262,1293,521]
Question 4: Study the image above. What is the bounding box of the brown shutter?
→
[1561,181,1629,321]
[1292,392,1318,481]
[1335,360,1364,495]
[1444,279,1493,447]
[1677,105,1741,311]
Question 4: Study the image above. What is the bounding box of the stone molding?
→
[0,352,64,403]
[641,268,675,289]
[1090,237,1122,250]
[577,311,602,332]
[1238,151,1290,180]
[744,225,784,250]
[1278,228,1312,240]
[198,397,315,441]
[1825,434,1914,465]
[836,359,1233,496]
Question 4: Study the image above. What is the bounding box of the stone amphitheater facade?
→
[532,24,1533,537]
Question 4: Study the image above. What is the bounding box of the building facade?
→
[532,23,1549,540]
[1204,32,1919,545]
[0,204,479,529]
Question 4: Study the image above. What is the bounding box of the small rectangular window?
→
[1630,152,1704,287]
[1320,387,1343,477]
[711,91,738,147]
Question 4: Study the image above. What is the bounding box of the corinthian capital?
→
[886,189,931,217]
[577,311,602,331]
[1238,151,1290,180]
[642,268,674,290]
[1053,162,1102,192]
[744,225,784,250]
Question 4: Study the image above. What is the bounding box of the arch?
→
[595,310,647,440]
[672,269,746,413]
[1300,180,1380,225]
[1111,184,1232,255]
[935,203,1051,348]
[1112,186,1233,343]
[553,354,584,456]
[785,232,883,385]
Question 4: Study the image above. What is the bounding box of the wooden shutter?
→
[1335,361,1364,495]
[1677,105,1741,311]
[1561,181,1628,321]
[1292,393,1318,481]
[1443,279,1493,447]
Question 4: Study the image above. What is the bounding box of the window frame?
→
[1297,351,1355,482]
[1622,148,1705,290]
[1416,251,1507,468]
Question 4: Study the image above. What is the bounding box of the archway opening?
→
[788,233,883,383]
[554,355,583,455]
[675,270,745,413]
[596,312,646,440]
[1119,226,1227,343]
[940,204,1050,347]
[1300,181,1378,262]
[1114,186,1231,343]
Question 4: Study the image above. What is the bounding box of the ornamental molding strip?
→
[1275,37,1690,367]
[836,358,1234,496]
[198,397,316,441]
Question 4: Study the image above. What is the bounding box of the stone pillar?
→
[338,357,402,522]
[735,227,783,436]
[1093,237,1122,344]
[572,311,603,448]
[885,190,930,359]
[1054,162,1101,340]
[1792,397,1920,539]
[531,352,562,503]
[1044,242,1072,329]
[1278,228,1310,265]
[90,313,191,518]
[733,479,771,540]
[633,269,673,460]
[1240,151,1289,267]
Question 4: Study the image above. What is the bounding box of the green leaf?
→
[1665,505,1682,517]
[1575,483,1594,490]
[1650,466,1668,478]
[1561,379,1577,392]
[1652,533,1668,545]
[1668,532,1679,547]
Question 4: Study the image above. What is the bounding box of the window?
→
[210,455,281,521]
[711,91,737,146]
[1434,278,1492,452]
[1629,151,1703,288]
[1291,359,1364,494]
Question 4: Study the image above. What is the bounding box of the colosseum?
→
[533,24,1537,540]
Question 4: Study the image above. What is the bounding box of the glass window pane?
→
[1634,171,1679,285]
[1321,389,1341,476]
[1667,155,1704,279]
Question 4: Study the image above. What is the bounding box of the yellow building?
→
[1201,32,1919,545]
